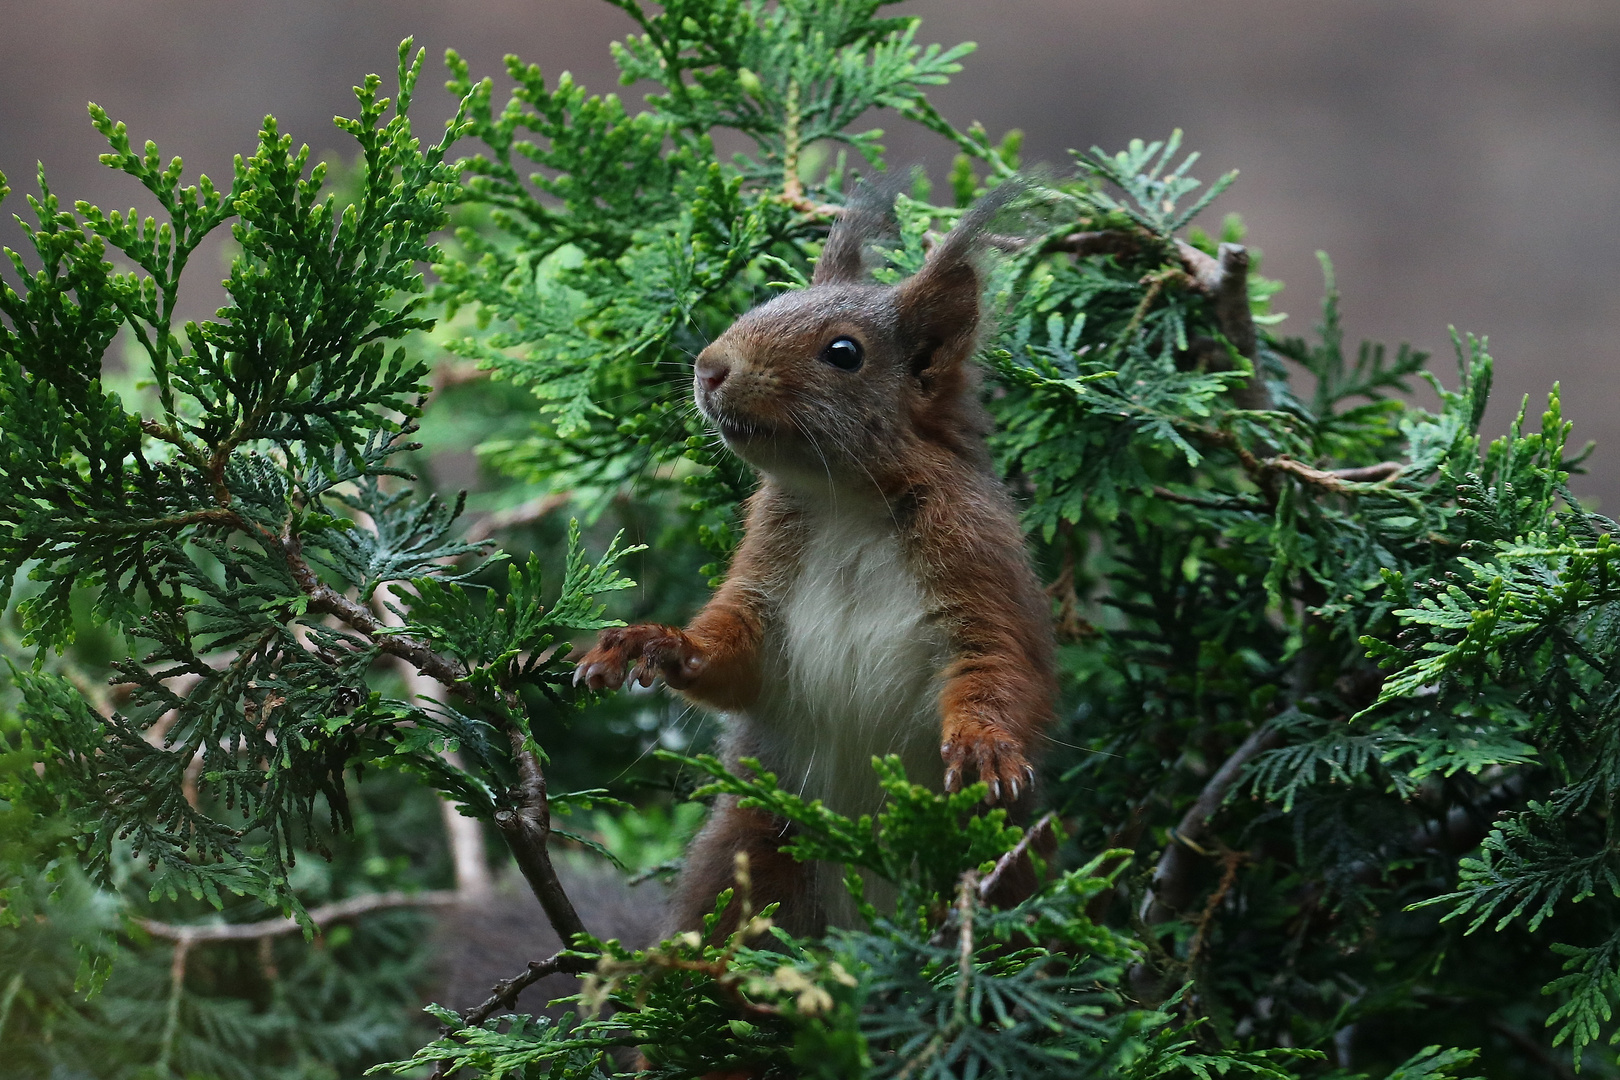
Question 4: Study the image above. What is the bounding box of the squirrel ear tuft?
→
[896,179,1028,381]
[811,179,901,286]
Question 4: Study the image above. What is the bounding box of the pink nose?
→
[695,358,730,393]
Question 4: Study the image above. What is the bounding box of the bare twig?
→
[1265,456,1404,494]
[81,506,238,536]
[1048,230,1144,260]
[1186,847,1246,968]
[1150,486,1267,512]
[458,951,597,1030]
[1142,724,1282,924]
[1177,242,1257,357]
[281,530,587,948]
[158,936,189,1072]
[1326,461,1404,484]
[136,889,460,944]
[495,725,589,947]
[281,537,471,694]
[1490,1017,1577,1080]
[979,812,1056,901]
[139,419,207,467]
[463,492,572,544]
[1017,227,1267,408]
[899,872,978,1080]
[373,577,495,901]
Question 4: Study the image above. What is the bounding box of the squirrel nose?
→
[695,358,730,393]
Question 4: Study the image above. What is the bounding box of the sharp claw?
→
[1024,764,1036,786]
[1008,777,1021,802]
[572,665,585,687]
[944,766,959,792]
[987,778,1001,804]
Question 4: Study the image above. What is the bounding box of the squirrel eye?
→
[821,336,864,371]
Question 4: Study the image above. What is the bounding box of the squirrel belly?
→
[731,491,949,818]
[719,488,949,927]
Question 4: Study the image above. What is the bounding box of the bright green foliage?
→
[7,0,1620,1078]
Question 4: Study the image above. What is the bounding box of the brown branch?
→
[1150,486,1267,512]
[1265,456,1404,494]
[431,951,599,1080]
[1490,1017,1577,1080]
[1142,724,1282,924]
[81,506,238,536]
[1030,229,1269,409]
[1186,847,1246,968]
[136,889,460,944]
[495,725,589,948]
[1175,239,1267,411]
[1327,461,1405,484]
[1165,420,1408,504]
[979,812,1055,902]
[281,531,588,952]
[282,538,470,694]
[140,419,207,467]
[456,950,597,1030]
[981,230,1143,258]
[899,873,978,1080]
[783,192,842,217]
[1044,229,1146,260]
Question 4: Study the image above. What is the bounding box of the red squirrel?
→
[573,184,1055,935]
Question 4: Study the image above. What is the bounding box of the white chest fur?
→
[746,500,949,822]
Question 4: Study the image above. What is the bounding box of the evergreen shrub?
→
[2,3,1615,1078]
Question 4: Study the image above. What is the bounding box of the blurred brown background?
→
[3,0,1617,505]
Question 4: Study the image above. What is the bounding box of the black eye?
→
[821,336,863,371]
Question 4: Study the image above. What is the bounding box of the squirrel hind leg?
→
[669,797,822,942]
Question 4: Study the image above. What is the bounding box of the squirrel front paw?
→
[941,722,1035,806]
[572,624,706,692]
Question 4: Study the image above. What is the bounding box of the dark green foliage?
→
[381,761,1317,1080]
[6,0,1620,1078]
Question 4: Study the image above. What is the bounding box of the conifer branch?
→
[81,506,239,535]
[280,531,589,952]
[280,537,470,692]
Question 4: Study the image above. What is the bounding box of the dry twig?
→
[137,889,460,944]
[1141,724,1281,924]
[979,812,1056,901]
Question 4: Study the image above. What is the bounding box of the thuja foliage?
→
[2,1,1618,1078]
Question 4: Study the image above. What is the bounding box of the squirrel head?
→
[693,183,1022,492]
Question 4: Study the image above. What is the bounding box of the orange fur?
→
[575,183,1054,934]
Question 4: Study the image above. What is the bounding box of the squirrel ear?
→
[811,181,899,286]
[896,179,1026,384]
